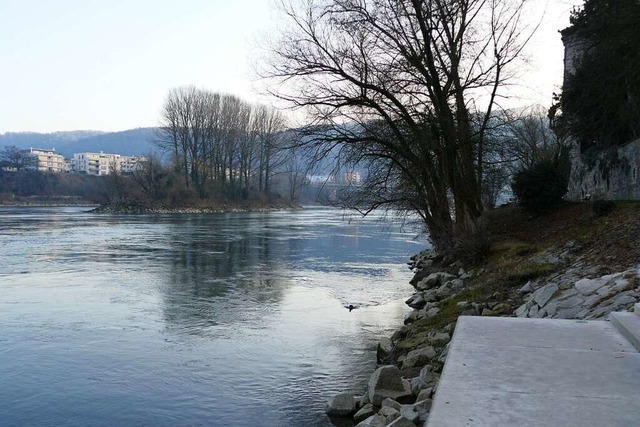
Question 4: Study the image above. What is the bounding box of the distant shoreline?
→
[90,201,303,214]
[0,196,97,208]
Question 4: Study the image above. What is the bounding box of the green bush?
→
[512,160,568,214]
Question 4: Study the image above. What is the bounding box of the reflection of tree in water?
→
[160,213,302,335]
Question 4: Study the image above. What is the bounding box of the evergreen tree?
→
[561,0,640,150]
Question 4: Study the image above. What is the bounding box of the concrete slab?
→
[427,316,640,427]
[611,312,640,351]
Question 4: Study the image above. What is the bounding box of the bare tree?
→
[263,0,535,253]
[132,152,168,200]
[253,105,288,194]
[0,146,30,171]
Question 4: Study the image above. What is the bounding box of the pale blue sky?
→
[0,0,582,133]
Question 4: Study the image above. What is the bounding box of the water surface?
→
[0,207,424,426]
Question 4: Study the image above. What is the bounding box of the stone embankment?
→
[326,248,640,426]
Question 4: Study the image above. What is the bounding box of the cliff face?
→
[567,139,640,200]
[562,29,640,201]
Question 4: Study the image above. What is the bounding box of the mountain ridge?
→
[0,128,159,157]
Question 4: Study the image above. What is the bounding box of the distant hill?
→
[0,128,160,157]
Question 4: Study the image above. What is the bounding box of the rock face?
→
[368,365,413,406]
[566,136,640,201]
[325,393,356,417]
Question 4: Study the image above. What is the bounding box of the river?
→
[0,206,425,426]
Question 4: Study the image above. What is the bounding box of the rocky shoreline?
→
[326,246,640,426]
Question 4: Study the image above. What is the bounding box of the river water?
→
[0,206,425,426]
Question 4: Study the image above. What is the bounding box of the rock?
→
[407,294,427,309]
[557,288,579,300]
[532,282,559,307]
[481,308,497,316]
[416,388,433,402]
[416,272,455,290]
[387,416,417,427]
[514,304,529,317]
[354,404,377,424]
[545,300,559,317]
[492,302,511,314]
[435,284,453,300]
[325,393,356,417]
[400,399,432,424]
[402,346,436,369]
[360,392,371,406]
[519,281,535,293]
[612,291,639,307]
[575,278,609,296]
[410,376,426,396]
[382,398,402,410]
[419,365,433,383]
[378,406,400,424]
[356,414,386,427]
[555,306,583,319]
[425,307,440,318]
[427,332,450,346]
[377,338,395,364]
[368,365,414,406]
[557,295,584,310]
[423,289,439,302]
[404,310,420,325]
[449,278,465,291]
[528,304,541,318]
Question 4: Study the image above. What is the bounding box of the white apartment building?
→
[71,152,146,176]
[24,148,67,173]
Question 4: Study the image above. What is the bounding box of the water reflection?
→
[0,207,424,426]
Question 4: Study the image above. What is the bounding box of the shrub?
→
[511,160,568,214]
[453,218,492,266]
[591,199,616,217]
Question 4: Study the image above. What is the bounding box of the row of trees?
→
[157,87,296,200]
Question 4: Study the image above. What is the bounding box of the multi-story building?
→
[71,152,146,176]
[24,148,66,173]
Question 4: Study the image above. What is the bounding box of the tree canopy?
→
[561,0,640,150]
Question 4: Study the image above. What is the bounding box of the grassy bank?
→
[393,200,640,361]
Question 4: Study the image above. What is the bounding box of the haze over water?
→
[0,206,425,426]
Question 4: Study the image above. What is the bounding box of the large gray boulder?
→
[407,294,427,309]
[532,282,559,307]
[427,332,450,346]
[368,365,414,406]
[401,346,436,369]
[416,272,456,290]
[325,393,356,417]
[575,278,609,296]
[377,337,395,364]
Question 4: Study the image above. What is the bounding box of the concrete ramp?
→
[427,313,640,426]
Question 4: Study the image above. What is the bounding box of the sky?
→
[0,0,583,134]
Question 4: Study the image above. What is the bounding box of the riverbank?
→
[90,200,303,214]
[326,201,640,426]
[0,195,97,207]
